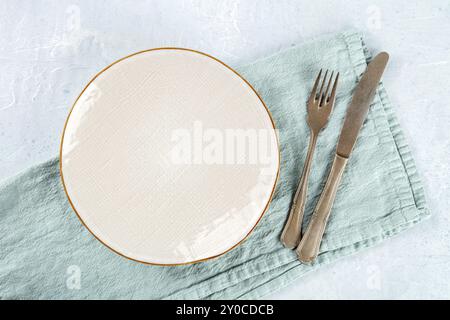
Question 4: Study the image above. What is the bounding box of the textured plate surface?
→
[60,48,279,265]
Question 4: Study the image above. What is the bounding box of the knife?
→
[295,52,389,263]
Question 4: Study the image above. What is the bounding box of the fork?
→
[280,69,339,248]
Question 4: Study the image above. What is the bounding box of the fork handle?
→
[280,132,317,248]
[296,154,348,263]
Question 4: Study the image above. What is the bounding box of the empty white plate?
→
[60,48,279,265]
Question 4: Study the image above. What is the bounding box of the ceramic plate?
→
[60,48,279,265]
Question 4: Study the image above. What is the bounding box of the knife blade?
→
[336,52,389,158]
[295,52,389,263]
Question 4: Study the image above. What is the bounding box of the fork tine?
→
[317,70,328,105]
[309,69,322,101]
[328,72,339,106]
[321,71,334,106]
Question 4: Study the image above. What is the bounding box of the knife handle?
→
[296,154,348,263]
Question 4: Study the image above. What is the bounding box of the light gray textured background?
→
[0,0,449,299]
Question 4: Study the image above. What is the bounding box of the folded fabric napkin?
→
[0,30,429,299]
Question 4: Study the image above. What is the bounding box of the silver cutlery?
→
[281,69,339,248]
[296,52,389,263]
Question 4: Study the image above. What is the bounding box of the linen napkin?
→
[0,30,429,299]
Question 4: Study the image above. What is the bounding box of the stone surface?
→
[0,0,449,299]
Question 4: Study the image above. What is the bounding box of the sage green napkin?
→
[0,30,429,299]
